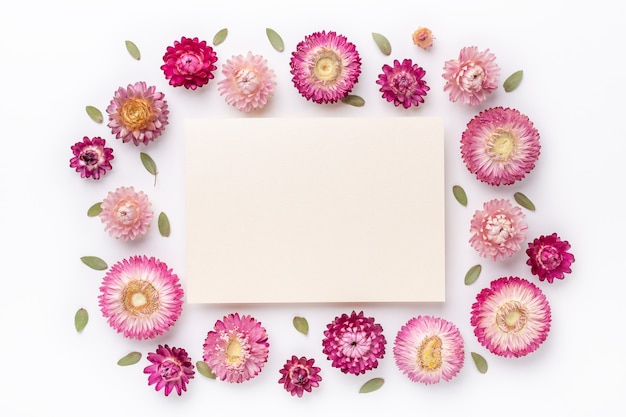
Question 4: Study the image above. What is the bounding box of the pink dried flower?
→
[278,356,322,397]
[144,345,195,396]
[470,199,527,261]
[376,58,430,109]
[442,46,500,106]
[526,233,575,283]
[322,310,386,375]
[99,186,153,241]
[218,52,276,112]
[412,27,434,50]
[69,136,113,179]
[99,256,184,340]
[106,81,169,146]
[161,36,218,90]
[471,277,551,358]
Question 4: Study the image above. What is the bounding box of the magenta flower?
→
[278,356,322,397]
[144,345,195,396]
[322,311,386,375]
[161,36,218,90]
[202,313,269,383]
[106,81,169,146]
[526,233,575,283]
[442,46,500,106]
[471,277,551,358]
[99,255,184,340]
[461,107,541,186]
[470,198,527,261]
[376,58,429,108]
[218,52,276,112]
[69,136,113,179]
[99,186,153,241]
[393,316,464,384]
[290,30,361,103]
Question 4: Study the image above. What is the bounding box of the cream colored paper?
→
[184,117,445,303]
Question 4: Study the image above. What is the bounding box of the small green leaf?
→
[80,256,108,271]
[471,352,488,374]
[87,202,102,217]
[125,40,141,60]
[503,70,523,92]
[213,28,228,46]
[514,192,535,211]
[85,106,103,123]
[140,152,158,186]
[372,32,392,55]
[196,361,216,379]
[452,185,468,206]
[292,316,309,335]
[359,377,384,393]
[341,95,365,107]
[74,308,88,332]
[464,264,482,285]
[158,212,171,237]
[117,351,142,366]
[266,28,284,52]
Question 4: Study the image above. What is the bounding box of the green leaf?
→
[503,70,523,92]
[158,212,171,237]
[341,95,365,107]
[117,351,142,366]
[74,308,88,332]
[125,40,141,60]
[80,256,108,271]
[452,185,468,206]
[359,377,384,393]
[196,361,216,379]
[372,32,392,55]
[514,191,535,211]
[87,202,102,217]
[292,316,309,335]
[266,28,284,52]
[213,28,228,46]
[464,264,482,285]
[140,152,158,186]
[471,352,488,374]
[85,106,103,123]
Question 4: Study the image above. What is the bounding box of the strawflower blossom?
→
[161,36,218,90]
[106,81,169,146]
[471,276,551,358]
[278,356,322,397]
[470,198,527,261]
[393,316,464,384]
[322,310,386,375]
[442,46,500,106]
[99,255,184,340]
[218,52,276,112]
[69,136,113,179]
[376,58,430,109]
[461,107,541,186]
[412,27,434,50]
[202,313,269,383]
[526,233,575,283]
[99,186,153,241]
[144,345,195,396]
[290,30,361,103]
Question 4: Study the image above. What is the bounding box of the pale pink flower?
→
[69,136,113,179]
[218,52,276,112]
[412,27,434,50]
[526,233,575,283]
[278,356,322,397]
[442,46,500,106]
[470,199,527,261]
[99,186,153,241]
[144,345,195,396]
[161,36,218,90]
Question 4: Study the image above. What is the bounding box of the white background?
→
[1,1,624,416]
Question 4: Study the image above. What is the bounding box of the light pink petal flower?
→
[442,46,500,106]
[470,198,527,261]
[99,186,153,241]
[144,345,195,396]
[218,52,276,112]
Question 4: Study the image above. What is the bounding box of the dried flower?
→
[442,46,500,106]
[98,255,184,340]
[106,81,169,146]
[376,58,429,109]
[278,356,322,397]
[290,30,361,103]
[218,52,276,112]
[526,233,575,283]
[470,199,527,261]
[412,27,434,50]
[322,311,386,375]
[69,136,113,179]
[393,316,464,384]
[99,186,153,241]
[161,36,218,90]
[144,345,195,396]
[471,277,551,358]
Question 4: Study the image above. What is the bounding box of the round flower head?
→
[106,81,169,146]
[471,277,551,358]
[321,310,386,375]
[376,58,430,109]
[99,186,153,241]
[526,233,575,283]
[202,313,269,383]
[290,30,361,103]
[98,255,184,340]
[144,345,195,396]
[218,52,276,112]
[470,198,527,261]
[393,316,465,384]
[461,107,541,186]
[161,36,218,90]
[278,356,322,397]
[412,27,434,50]
[69,136,113,179]
[442,46,500,106]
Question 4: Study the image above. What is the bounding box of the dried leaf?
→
[87,202,103,217]
[140,152,158,186]
[80,256,108,271]
[213,28,228,46]
[74,308,88,332]
[372,32,392,55]
[471,352,488,374]
[503,70,523,92]
[464,264,482,285]
[452,185,468,206]
[117,351,142,366]
[341,95,365,107]
[514,192,535,211]
[85,106,103,123]
[266,28,284,52]
[196,361,216,379]
[292,316,309,335]
[125,40,141,60]
[158,212,171,237]
[359,377,384,393]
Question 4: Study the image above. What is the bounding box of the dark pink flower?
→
[526,233,575,283]
[69,136,113,179]
[161,36,218,90]
[376,58,429,108]
[144,345,195,396]
[278,356,322,397]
